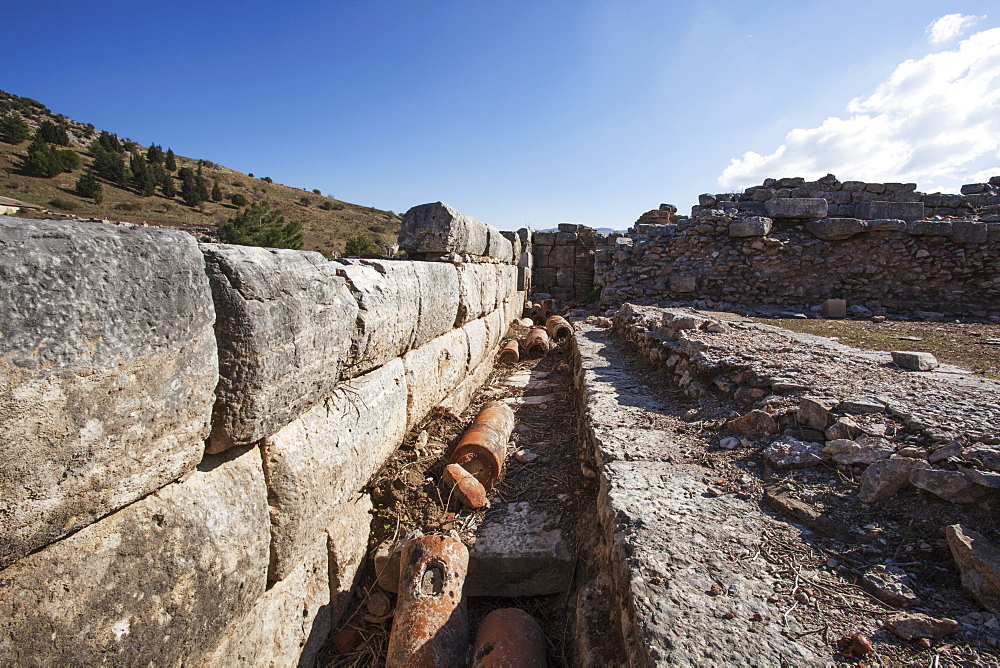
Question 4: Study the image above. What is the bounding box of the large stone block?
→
[399,202,513,262]
[951,221,988,244]
[203,244,358,452]
[500,230,521,263]
[0,218,217,569]
[262,360,407,581]
[764,198,828,219]
[403,327,470,427]
[805,218,868,240]
[335,259,419,373]
[0,446,269,665]
[202,493,372,667]
[455,263,500,326]
[857,201,925,221]
[201,533,332,668]
[728,216,773,237]
[409,261,461,346]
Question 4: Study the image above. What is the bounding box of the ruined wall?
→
[599,176,1000,317]
[0,209,519,665]
[530,223,598,303]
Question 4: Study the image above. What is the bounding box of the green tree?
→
[219,201,302,249]
[211,179,222,202]
[34,120,69,145]
[178,166,202,206]
[0,114,29,144]
[342,233,379,257]
[23,137,78,177]
[76,169,103,203]
[160,173,176,198]
[164,148,176,171]
[230,193,248,207]
[130,153,156,196]
[92,130,122,154]
[89,143,127,185]
[146,143,165,165]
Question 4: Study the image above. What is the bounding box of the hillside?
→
[0,90,400,257]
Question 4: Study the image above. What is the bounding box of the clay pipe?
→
[545,315,572,342]
[472,608,547,668]
[540,298,556,320]
[386,534,470,668]
[448,401,515,489]
[524,327,550,357]
[529,302,545,326]
[498,339,520,365]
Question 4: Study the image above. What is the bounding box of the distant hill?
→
[0,90,399,257]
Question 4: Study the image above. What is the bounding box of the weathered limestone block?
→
[669,275,697,293]
[403,327,471,427]
[947,524,1000,613]
[951,221,988,244]
[798,397,837,431]
[0,446,269,666]
[729,216,773,237]
[410,261,462,346]
[500,230,522,263]
[456,263,500,326]
[821,298,847,318]
[906,220,952,236]
[867,218,907,231]
[0,218,217,569]
[764,198,828,219]
[464,317,491,374]
[335,259,419,373]
[203,493,373,667]
[203,244,358,452]
[805,218,868,240]
[399,201,513,262]
[201,533,331,668]
[857,201,925,221]
[891,351,939,371]
[261,360,407,581]
[858,456,929,503]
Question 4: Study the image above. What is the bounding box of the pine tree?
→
[195,164,210,203]
[211,179,222,202]
[0,113,30,144]
[130,153,156,196]
[34,120,69,146]
[146,143,165,165]
[342,234,379,257]
[219,201,303,249]
[164,148,176,171]
[161,173,176,198]
[178,166,204,206]
[76,169,103,202]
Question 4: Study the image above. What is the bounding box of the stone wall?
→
[0,210,519,665]
[531,223,599,303]
[599,175,1000,317]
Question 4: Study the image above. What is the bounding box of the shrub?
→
[114,202,143,212]
[298,196,311,206]
[367,224,386,234]
[312,188,321,195]
[48,197,77,211]
[261,176,272,183]
[318,200,334,210]
[231,193,248,207]
[220,201,302,249]
[342,233,379,257]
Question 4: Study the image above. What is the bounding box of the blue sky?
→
[3,1,999,231]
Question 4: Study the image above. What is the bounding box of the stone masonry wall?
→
[531,223,599,303]
[0,209,519,665]
[599,175,1000,317]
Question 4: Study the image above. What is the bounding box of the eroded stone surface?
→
[0,218,217,569]
[857,457,929,504]
[0,446,269,665]
[947,524,1000,613]
[403,327,471,428]
[262,360,407,582]
[203,244,358,451]
[399,201,513,262]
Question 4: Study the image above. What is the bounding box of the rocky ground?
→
[317,306,1000,667]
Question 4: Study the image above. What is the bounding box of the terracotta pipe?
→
[449,401,515,489]
[524,327,550,357]
[441,463,488,509]
[528,302,543,325]
[498,339,520,365]
[545,315,572,342]
[540,298,556,320]
[386,535,470,668]
[472,608,547,668]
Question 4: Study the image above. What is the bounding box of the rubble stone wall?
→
[531,223,598,303]
[0,216,518,665]
[599,176,1000,317]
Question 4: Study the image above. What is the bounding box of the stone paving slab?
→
[573,323,825,666]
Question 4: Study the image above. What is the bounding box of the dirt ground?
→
[755,317,1000,379]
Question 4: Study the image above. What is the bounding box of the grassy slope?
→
[0,96,400,257]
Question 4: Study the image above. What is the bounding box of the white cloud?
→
[719,26,1000,193]
[928,13,984,45]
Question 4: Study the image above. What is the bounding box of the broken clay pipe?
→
[442,463,488,509]
[386,534,470,668]
[524,327,550,357]
[498,339,520,365]
[449,401,515,489]
[545,315,572,342]
[472,607,547,668]
[540,298,556,320]
[529,302,545,326]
